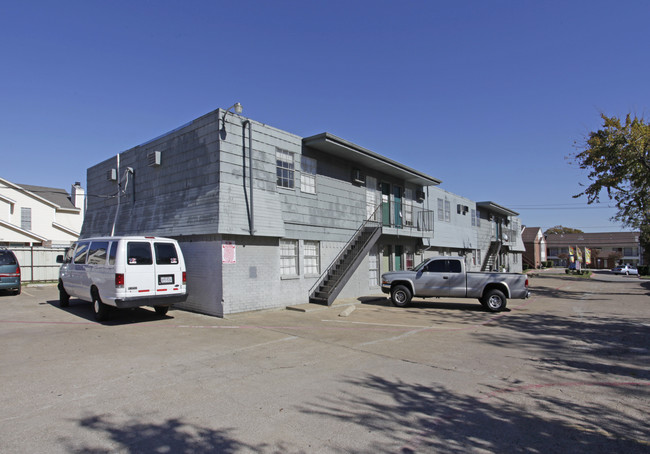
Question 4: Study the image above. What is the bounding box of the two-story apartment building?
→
[0,177,84,247]
[420,188,524,271]
[81,107,523,316]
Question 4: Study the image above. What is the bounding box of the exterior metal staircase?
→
[481,241,501,271]
[309,207,382,306]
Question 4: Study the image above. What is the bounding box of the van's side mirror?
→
[56,255,64,264]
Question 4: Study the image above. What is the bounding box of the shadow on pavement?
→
[60,415,270,453]
[46,299,173,325]
[298,374,649,453]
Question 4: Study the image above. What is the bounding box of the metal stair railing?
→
[309,204,382,303]
[482,241,502,271]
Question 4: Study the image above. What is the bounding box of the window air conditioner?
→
[352,168,365,185]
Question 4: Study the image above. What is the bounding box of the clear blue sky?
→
[2,0,648,233]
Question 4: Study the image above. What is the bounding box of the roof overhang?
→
[303,133,442,186]
[477,201,519,217]
[0,219,48,242]
[52,222,80,237]
[0,194,16,206]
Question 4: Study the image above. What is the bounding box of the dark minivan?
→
[0,248,21,295]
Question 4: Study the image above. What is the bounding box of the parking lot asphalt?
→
[1,271,648,453]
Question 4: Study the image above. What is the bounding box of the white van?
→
[57,236,187,321]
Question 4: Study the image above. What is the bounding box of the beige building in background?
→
[545,231,643,268]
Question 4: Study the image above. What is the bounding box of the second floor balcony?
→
[367,203,435,238]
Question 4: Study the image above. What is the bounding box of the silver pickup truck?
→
[381,256,529,312]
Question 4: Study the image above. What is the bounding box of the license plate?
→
[158,275,174,285]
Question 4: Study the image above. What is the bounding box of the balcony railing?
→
[366,203,434,235]
[501,227,519,246]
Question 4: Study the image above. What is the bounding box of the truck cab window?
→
[424,260,446,273]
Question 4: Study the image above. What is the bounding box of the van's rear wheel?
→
[92,291,110,322]
[391,285,412,308]
[483,289,507,312]
[154,306,169,316]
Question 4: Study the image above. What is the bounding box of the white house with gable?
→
[0,177,84,247]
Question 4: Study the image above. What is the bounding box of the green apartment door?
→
[381,182,391,226]
[393,186,402,228]
[394,245,403,270]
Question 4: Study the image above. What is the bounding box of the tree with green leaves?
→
[544,226,584,235]
[572,113,650,260]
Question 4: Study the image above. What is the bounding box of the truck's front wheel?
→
[483,289,507,312]
[391,285,412,308]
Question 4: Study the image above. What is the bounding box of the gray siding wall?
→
[425,187,477,251]
[217,117,297,237]
[82,111,222,238]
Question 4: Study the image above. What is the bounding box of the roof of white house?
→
[18,184,77,210]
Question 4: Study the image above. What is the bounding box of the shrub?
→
[638,265,649,276]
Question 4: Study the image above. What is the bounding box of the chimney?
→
[71,182,85,219]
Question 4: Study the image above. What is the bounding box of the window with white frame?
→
[406,251,414,269]
[300,156,317,194]
[280,239,298,276]
[304,240,320,275]
[21,207,31,231]
[276,149,295,189]
[438,199,451,223]
[471,209,476,226]
[475,209,481,227]
[368,247,379,287]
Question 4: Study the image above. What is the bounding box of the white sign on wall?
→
[222,241,236,264]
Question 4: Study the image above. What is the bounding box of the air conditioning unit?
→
[352,168,365,185]
[148,151,161,167]
[107,169,117,181]
[416,190,425,201]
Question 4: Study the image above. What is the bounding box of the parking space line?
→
[321,320,432,329]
